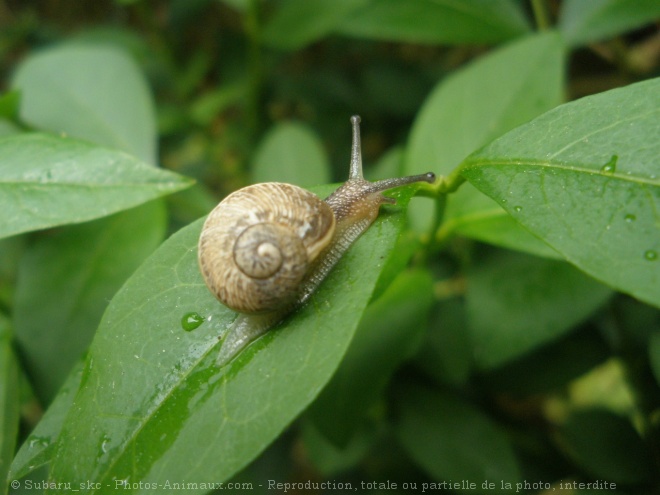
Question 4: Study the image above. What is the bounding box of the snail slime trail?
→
[198,115,435,366]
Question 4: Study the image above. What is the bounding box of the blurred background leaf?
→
[9,45,189,407]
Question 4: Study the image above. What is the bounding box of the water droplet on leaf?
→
[644,250,658,261]
[28,436,50,449]
[624,214,636,223]
[600,155,618,173]
[514,206,523,213]
[181,312,205,331]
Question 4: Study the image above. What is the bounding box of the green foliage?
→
[558,0,660,47]
[0,134,188,239]
[12,45,158,164]
[461,78,660,307]
[466,251,612,369]
[46,187,415,485]
[395,384,521,486]
[1,1,659,494]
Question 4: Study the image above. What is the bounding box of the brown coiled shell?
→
[198,182,335,314]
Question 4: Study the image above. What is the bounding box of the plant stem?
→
[427,192,448,252]
[416,169,466,262]
[438,167,466,194]
[530,0,550,31]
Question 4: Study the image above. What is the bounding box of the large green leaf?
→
[461,78,660,308]
[47,187,418,491]
[337,0,530,44]
[405,32,564,257]
[559,0,660,47]
[14,202,166,403]
[466,251,611,369]
[0,133,191,239]
[0,315,19,495]
[252,122,330,186]
[12,44,157,164]
[395,384,521,490]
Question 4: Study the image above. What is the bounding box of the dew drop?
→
[600,154,618,173]
[624,214,636,223]
[644,250,658,261]
[513,206,523,213]
[181,312,205,331]
[28,436,50,449]
[99,434,112,457]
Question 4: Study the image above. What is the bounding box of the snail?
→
[198,115,435,366]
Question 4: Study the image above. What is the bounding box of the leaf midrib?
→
[462,158,660,187]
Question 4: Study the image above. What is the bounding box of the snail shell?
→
[198,182,335,313]
[198,115,435,366]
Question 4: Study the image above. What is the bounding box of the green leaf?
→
[461,78,660,308]
[14,201,166,403]
[466,251,612,369]
[405,32,564,257]
[442,186,562,259]
[302,420,372,476]
[557,409,654,484]
[309,269,434,446]
[0,315,20,495]
[395,384,521,488]
[252,122,330,187]
[481,327,610,397]
[407,32,564,177]
[337,0,530,45]
[559,0,660,47]
[47,187,418,490]
[12,44,157,164]
[262,0,369,50]
[9,361,84,481]
[0,133,191,239]
[414,298,473,387]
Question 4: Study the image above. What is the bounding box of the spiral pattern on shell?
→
[198,182,336,314]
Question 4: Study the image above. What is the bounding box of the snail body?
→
[198,116,435,366]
